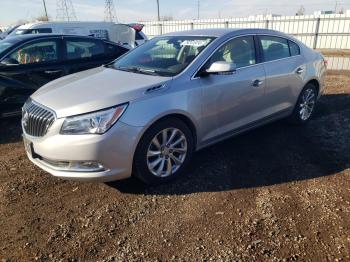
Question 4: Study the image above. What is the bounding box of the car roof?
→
[0,34,129,51]
[163,28,290,38]
[5,33,106,41]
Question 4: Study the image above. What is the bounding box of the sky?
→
[0,0,349,26]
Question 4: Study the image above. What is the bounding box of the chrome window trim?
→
[191,33,302,80]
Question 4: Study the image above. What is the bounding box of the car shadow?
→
[108,93,350,195]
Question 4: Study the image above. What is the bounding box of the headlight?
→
[60,104,128,135]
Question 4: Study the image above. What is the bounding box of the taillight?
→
[129,23,144,32]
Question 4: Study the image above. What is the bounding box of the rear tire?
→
[288,83,318,125]
[133,117,194,185]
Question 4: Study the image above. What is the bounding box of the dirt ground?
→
[0,71,349,262]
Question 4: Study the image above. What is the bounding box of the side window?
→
[289,41,300,56]
[4,40,58,65]
[260,36,290,62]
[65,39,105,60]
[207,36,256,69]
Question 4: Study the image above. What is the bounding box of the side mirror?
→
[206,61,236,74]
[1,57,19,66]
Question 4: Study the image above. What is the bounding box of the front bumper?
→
[22,119,143,182]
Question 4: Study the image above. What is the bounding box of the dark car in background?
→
[0,34,129,117]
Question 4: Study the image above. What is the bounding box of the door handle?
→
[44,70,62,74]
[296,67,304,74]
[252,79,264,87]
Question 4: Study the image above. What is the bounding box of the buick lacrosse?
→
[22,28,326,184]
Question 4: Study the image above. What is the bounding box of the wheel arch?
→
[141,113,198,150]
[305,78,320,95]
[130,112,198,178]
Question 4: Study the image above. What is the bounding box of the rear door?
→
[198,35,267,142]
[63,37,114,74]
[258,35,305,115]
[0,37,64,116]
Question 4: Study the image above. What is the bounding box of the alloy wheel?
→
[146,127,188,177]
[299,88,316,121]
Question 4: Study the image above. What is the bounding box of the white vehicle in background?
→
[8,21,148,48]
[0,25,21,40]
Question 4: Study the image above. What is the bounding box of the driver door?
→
[0,38,64,116]
[198,35,267,143]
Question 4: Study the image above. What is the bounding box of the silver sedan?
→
[22,28,327,184]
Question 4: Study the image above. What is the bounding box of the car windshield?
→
[112,36,215,77]
[0,41,13,53]
[0,38,19,54]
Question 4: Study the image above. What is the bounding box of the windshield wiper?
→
[116,66,160,76]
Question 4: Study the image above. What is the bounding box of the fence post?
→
[313,17,321,49]
[265,19,269,29]
[159,22,163,35]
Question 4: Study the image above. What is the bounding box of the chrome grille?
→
[22,99,55,137]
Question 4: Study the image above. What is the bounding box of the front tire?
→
[133,117,194,184]
[289,83,318,124]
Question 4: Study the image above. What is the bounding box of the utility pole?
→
[56,0,77,21]
[197,0,200,20]
[104,0,117,22]
[156,0,161,35]
[42,0,49,21]
[156,0,160,21]
[334,0,338,13]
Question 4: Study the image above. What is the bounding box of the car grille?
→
[22,99,55,137]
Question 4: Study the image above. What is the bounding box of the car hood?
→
[32,67,171,118]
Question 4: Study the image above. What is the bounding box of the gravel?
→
[0,70,349,261]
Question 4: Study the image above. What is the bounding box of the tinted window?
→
[289,41,300,56]
[260,36,290,62]
[66,39,104,60]
[4,40,58,65]
[105,43,128,56]
[208,36,256,68]
[135,32,143,40]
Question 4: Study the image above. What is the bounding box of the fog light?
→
[69,161,105,171]
[41,158,105,172]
